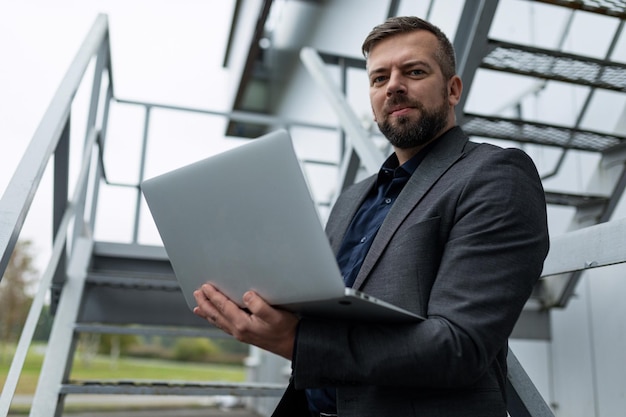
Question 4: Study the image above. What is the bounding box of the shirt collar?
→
[377,141,433,183]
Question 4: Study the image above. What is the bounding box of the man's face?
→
[367,30,460,149]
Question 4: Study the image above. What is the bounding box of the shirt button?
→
[385,198,392,204]
[360,237,367,243]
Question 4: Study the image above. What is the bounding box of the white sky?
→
[0,0,237,266]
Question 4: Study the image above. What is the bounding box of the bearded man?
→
[193,16,550,417]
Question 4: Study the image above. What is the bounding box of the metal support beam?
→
[453,0,500,123]
[29,237,94,417]
[300,47,385,175]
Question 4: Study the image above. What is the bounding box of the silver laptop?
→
[141,130,423,323]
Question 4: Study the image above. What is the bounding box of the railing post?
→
[452,0,499,123]
[50,117,70,315]
[73,25,110,244]
[132,105,152,243]
[507,348,555,417]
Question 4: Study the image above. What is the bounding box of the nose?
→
[386,71,407,97]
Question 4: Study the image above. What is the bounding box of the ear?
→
[447,75,463,107]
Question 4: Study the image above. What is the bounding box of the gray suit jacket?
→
[272,126,549,417]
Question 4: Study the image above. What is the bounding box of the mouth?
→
[387,106,414,117]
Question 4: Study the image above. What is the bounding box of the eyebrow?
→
[367,59,434,77]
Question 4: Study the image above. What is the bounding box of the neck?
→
[394,147,421,166]
[393,124,456,165]
[393,135,439,165]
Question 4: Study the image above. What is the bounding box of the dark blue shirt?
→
[306,149,428,414]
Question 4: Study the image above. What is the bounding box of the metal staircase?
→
[0,15,281,417]
[456,0,626,312]
[2,1,626,416]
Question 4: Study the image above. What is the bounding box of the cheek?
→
[370,92,384,120]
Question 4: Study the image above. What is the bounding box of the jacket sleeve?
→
[291,147,549,389]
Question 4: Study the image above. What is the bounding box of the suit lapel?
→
[352,128,471,290]
[327,176,377,254]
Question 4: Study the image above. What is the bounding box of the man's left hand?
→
[193,284,299,360]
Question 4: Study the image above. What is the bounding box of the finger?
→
[193,287,228,331]
[195,285,229,320]
[202,284,247,320]
[240,291,299,359]
[242,291,275,322]
[199,284,226,310]
[192,289,212,319]
[243,291,299,333]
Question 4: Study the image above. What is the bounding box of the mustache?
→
[383,96,424,114]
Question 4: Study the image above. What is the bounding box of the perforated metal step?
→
[462,113,626,152]
[537,0,626,19]
[544,191,609,208]
[77,242,202,327]
[61,380,286,397]
[481,39,626,91]
[86,272,179,290]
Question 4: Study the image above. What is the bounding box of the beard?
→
[377,94,449,149]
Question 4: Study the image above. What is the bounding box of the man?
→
[193,16,549,416]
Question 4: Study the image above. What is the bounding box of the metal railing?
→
[0,13,112,416]
[0,13,339,417]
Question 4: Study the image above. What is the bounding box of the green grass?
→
[70,355,245,382]
[1,343,246,395]
[0,344,45,395]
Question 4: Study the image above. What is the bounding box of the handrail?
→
[0,14,112,416]
[0,14,110,277]
[115,97,340,132]
[0,128,102,417]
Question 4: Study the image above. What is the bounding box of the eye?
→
[371,75,387,85]
[409,69,426,76]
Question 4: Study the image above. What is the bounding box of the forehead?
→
[366,30,440,72]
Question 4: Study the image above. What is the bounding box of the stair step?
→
[86,272,179,290]
[544,191,608,208]
[91,242,174,276]
[61,380,286,397]
[535,0,626,19]
[481,39,626,92]
[462,113,625,152]
[80,271,204,327]
[73,323,225,338]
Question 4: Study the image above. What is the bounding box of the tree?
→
[0,240,38,362]
[173,337,221,362]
